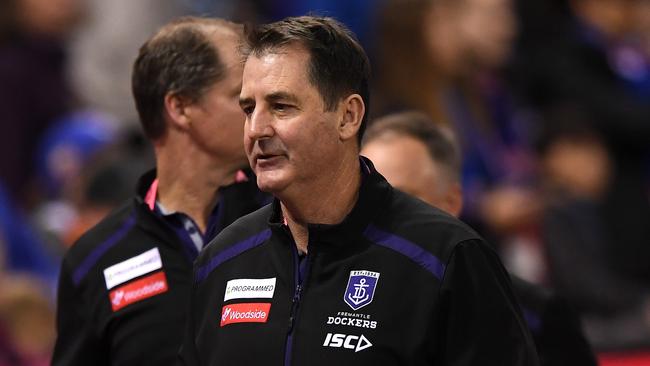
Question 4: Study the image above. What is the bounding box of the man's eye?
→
[274,103,290,112]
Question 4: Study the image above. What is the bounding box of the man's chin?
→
[255,175,289,194]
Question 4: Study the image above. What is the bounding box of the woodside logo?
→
[220,303,271,327]
[109,271,168,311]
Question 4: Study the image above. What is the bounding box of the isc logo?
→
[322,333,373,353]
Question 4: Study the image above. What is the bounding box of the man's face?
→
[362,133,460,216]
[186,33,247,166]
[240,45,343,195]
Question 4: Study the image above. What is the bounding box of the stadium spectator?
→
[511,2,650,350]
[376,0,544,281]
[361,110,597,366]
[538,107,650,350]
[0,0,84,207]
[0,275,56,366]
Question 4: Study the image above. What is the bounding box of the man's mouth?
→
[255,153,284,168]
[258,153,275,160]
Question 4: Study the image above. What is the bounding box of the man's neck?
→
[280,152,361,253]
[154,141,242,233]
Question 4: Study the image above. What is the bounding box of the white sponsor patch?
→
[103,248,163,289]
[224,278,276,301]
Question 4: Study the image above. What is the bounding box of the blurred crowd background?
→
[0,0,649,364]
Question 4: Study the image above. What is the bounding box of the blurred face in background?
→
[542,135,611,200]
[423,0,516,77]
[423,2,465,77]
[570,0,637,39]
[0,276,56,361]
[362,133,462,217]
[15,0,85,37]
[632,0,650,54]
[457,0,517,70]
[185,33,247,167]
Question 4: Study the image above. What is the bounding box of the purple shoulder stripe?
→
[195,229,271,283]
[72,214,136,286]
[363,224,446,280]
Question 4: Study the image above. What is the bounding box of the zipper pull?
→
[287,284,303,333]
[293,284,303,303]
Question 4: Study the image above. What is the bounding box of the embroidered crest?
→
[344,270,380,311]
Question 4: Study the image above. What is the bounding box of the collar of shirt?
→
[144,178,225,259]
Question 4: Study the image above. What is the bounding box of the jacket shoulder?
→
[61,200,140,290]
[65,200,136,265]
[195,204,273,282]
[367,189,484,272]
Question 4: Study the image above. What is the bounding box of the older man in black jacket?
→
[180,16,538,366]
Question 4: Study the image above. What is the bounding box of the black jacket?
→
[511,276,596,366]
[180,160,539,366]
[52,170,266,366]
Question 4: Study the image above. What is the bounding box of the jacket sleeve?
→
[51,257,106,366]
[543,203,648,313]
[435,239,539,366]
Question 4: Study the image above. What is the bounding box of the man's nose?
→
[246,107,274,140]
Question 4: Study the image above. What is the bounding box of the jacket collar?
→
[135,169,158,205]
[131,170,188,254]
[134,168,261,206]
[132,169,264,260]
[268,157,392,251]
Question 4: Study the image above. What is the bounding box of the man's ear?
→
[163,92,193,131]
[338,94,365,142]
[444,182,464,218]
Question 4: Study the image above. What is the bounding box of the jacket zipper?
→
[284,242,311,366]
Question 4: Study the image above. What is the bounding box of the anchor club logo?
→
[344,270,380,311]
